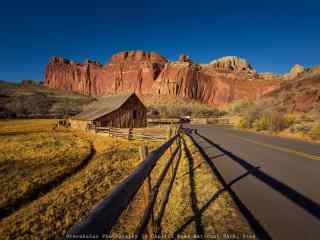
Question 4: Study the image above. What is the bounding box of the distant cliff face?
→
[44,51,282,106]
[209,56,254,72]
[44,57,102,95]
[44,51,168,96]
[152,59,280,106]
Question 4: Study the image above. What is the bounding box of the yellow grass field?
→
[111,134,252,237]
[0,120,92,218]
[152,135,251,237]
[0,119,250,239]
[0,119,160,239]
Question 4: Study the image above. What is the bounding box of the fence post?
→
[139,145,154,239]
[128,128,132,140]
[167,126,175,177]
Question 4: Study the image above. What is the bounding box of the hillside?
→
[263,68,320,113]
[0,81,94,118]
[225,68,320,141]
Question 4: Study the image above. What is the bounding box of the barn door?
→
[133,110,137,128]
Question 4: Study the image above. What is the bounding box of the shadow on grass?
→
[0,144,95,220]
[155,146,182,235]
[172,168,254,239]
[181,138,205,237]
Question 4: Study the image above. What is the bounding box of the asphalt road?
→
[184,124,320,240]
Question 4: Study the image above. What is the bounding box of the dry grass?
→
[142,95,222,118]
[0,120,92,218]
[0,119,250,239]
[0,119,57,134]
[110,133,252,238]
[154,135,252,237]
[0,119,161,239]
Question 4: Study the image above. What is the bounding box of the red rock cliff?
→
[44,52,281,106]
[152,56,281,106]
[44,51,168,96]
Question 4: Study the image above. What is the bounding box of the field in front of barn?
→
[0,119,158,239]
[0,119,251,239]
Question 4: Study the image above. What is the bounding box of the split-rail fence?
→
[66,127,182,239]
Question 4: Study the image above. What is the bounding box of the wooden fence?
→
[190,117,231,125]
[66,129,182,239]
[90,126,173,141]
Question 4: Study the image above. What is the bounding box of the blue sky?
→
[0,0,319,82]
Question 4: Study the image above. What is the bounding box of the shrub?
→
[267,112,287,132]
[252,112,295,132]
[289,123,312,134]
[236,118,249,129]
[237,104,264,129]
[239,109,295,132]
[252,113,270,131]
[283,114,296,127]
[310,123,320,140]
[149,103,222,118]
[225,100,253,115]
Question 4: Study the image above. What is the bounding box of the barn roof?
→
[73,93,140,121]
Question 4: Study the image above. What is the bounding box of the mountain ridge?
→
[43,50,311,106]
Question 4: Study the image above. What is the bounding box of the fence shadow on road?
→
[189,128,320,228]
[183,128,272,240]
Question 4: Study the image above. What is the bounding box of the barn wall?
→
[70,119,91,130]
[95,95,147,128]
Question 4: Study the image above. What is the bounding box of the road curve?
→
[185,124,320,240]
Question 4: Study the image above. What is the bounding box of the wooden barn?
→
[70,93,147,130]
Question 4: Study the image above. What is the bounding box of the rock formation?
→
[209,56,254,72]
[306,65,320,74]
[44,51,167,96]
[152,61,280,106]
[178,54,193,63]
[258,72,283,81]
[44,51,283,106]
[283,64,305,80]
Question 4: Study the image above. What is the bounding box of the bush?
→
[225,100,253,115]
[310,123,320,140]
[252,113,270,131]
[289,123,312,134]
[149,102,222,118]
[253,112,295,132]
[237,104,264,129]
[238,110,295,132]
[283,114,296,127]
[236,118,249,129]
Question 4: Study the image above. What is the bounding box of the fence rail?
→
[90,126,169,141]
[66,130,181,239]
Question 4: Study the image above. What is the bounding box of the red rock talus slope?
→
[264,68,320,112]
[44,51,167,96]
[44,51,281,106]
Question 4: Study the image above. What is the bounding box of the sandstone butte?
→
[44,50,299,106]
